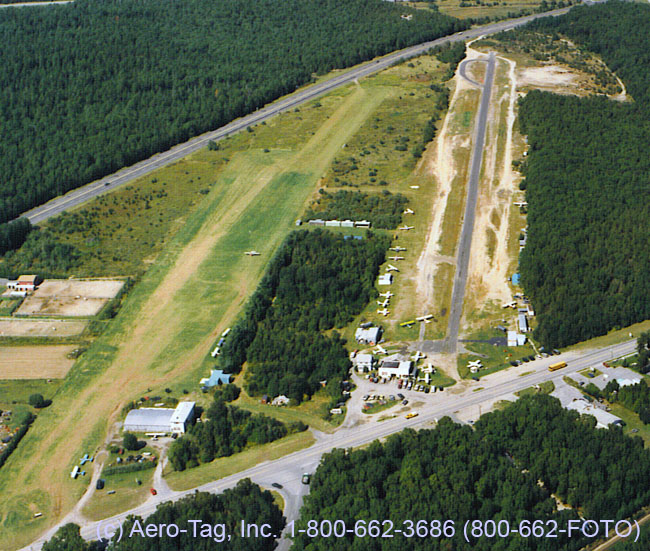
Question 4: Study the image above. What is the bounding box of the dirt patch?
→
[518,65,578,90]
[16,279,124,317]
[0,345,76,379]
[0,318,88,337]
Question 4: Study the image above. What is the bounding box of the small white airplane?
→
[420,363,436,374]
[411,351,426,362]
[398,225,414,231]
[416,314,434,323]
[379,291,393,298]
[409,185,420,190]
[374,344,388,355]
[513,201,528,207]
[390,246,406,252]
[403,208,414,215]
[388,256,404,261]
[244,251,261,256]
[502,301,517,309]
[377,308,390,317]
[377,299,390,308]
[468,360,483,370]
[385,264,399,272]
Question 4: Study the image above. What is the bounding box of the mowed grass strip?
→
[0,85,391,549]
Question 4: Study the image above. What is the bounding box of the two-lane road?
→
[21,339,635,550]
[21,7,572,225]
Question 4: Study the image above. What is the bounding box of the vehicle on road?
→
[548,361,567,372]
[272,482,283,489]
[402,399,408,405]
[96,479,105,490]
[405,412,419,419]
[150,488,157,495]
[302,473,311,485]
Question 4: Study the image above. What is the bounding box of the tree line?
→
[0,0,464,228]
[293,395,650,551]
[168,385,306,471]
[43,479,284,551]
[218,229,390,403]
[303,190,408,229]
[514,1,650,347]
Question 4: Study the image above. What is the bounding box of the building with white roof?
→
[354,353,375,372]
[566,399,623,429]
[378,360,414,380]
[123,401,195,434]
[355,326,381,344]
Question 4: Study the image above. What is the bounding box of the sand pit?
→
[0,318,88,337]
[16,279,124,317]
[0,345,77,379]
[518,65,578,89]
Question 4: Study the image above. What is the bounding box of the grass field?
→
[515,380,554,397]
[0,345,77,379]
[0,79,399,548]
[457,331,536,379]
[165,431,315,492]
[81,467,155,521]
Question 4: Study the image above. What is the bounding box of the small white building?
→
[355,326,381,344]
[518,313,529,333]
[378,360,414,380]
[507,331,527,347]
[325,220,341,227]
[341,220,354,228]
[355,353,375,372]
[355,220,371,228]
[378,274,393,286]
[272,395,290,406]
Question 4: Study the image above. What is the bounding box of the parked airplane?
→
[420,363,436,374]
[388,256,404,261]
[403,208,414,215]
[411,350,426,362]
[390,246,406,252]
[379,291,393,298]
[468,360,483,369]
[409,185,420,189]
[385,264,399,272]
[416,314,434,323]
[244,251,261,256]
[377,299,390,308]
[502,301,517,309]
[400,320,416,328]
[513,201,528,207]
[377,308,390,317]
[398,225,414,231]
[374,344,388,355]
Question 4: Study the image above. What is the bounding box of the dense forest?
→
[0,0,463,228]
[514,2,650,347]
[218,230,390,402]
[43,479,284,551]
[303,190,408,229]
[293,395,650,551]
[168,385,306,471]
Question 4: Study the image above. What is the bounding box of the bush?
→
[28,394,46,408]
[123,432,139,451]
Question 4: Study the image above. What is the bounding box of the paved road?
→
[0,1,71,7]
[443,51,496,354]
[20,339,635,550]
[20,7,571,225]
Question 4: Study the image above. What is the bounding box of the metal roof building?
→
[123,402,195,434]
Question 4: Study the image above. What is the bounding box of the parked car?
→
[96,479,105,490]
[272,482,283,489]
[301,473,311,485]
[397,393,404,400]
[150,488,157,496]
[425,387,430,394]
[402,399,408,405]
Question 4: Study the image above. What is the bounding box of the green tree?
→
[42,523,90,551]
[122,432,139,451]
[28,393,46,408]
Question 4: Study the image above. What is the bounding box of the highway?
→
[20,7,571,225]
[443,51,496,354]
[21,339,635,550]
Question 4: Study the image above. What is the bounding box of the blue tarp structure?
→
[511,273,521,286]
[203,369,232,387]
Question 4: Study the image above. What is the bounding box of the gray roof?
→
[124,408,174,431]
[170,402,195,424]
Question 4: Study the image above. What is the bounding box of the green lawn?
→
[515,381,554,397]
[458,338,536,379]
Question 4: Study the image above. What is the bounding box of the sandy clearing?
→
[0,345,76,379]
[0,318,88,337]
[33,280,125,299]
[518,65,577,88]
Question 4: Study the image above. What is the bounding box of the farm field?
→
[0,79,396,548]
[0,346,76,379]
[15,279,124,317]
[0,318,87,338]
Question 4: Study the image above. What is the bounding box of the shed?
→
[355,353,375,372]
[341,220,354,228]
[378,274,393,286]
[518,313,529,333]
[355,220,371,228]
